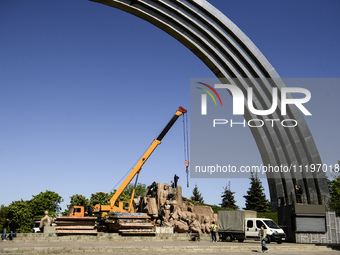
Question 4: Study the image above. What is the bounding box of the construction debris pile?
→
[134,182,217,233]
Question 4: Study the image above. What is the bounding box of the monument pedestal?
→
[278,204,326,243]
[43,225,56,234]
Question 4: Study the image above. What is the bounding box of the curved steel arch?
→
[91,0,329,210]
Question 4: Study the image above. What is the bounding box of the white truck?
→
[217,210,285,244]
[33,221,41,233]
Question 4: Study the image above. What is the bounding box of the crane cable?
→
[182,112,189,187]
[110,152,145,193]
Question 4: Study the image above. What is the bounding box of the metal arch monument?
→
[90,0,330,210]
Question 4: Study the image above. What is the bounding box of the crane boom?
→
[94,106,187,214]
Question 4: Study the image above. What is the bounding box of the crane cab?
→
[67,206,93,217]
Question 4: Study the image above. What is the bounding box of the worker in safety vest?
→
[210,221,218,242]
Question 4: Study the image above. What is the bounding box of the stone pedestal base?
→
[43,225,56,234]
[155,226,174,234]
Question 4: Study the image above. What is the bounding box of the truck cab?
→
[67,206,93,217]
[245,218,285,243]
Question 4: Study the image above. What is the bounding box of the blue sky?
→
[1,0,339,211]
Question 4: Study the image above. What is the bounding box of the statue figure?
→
[163,200,171,222]
[134,182,218,234]
[170,200,178,213]
[189,214,201,234]
[146,197,158,219]
[173,218,189,233]
[201,216,211,234]
[158,183,170,207]
[39,211,53,232]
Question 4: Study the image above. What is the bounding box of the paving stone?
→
[0,234,337,254]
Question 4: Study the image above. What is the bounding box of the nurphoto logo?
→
[196,80,312,128]
[198,83,311,116]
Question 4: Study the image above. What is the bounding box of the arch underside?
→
[90,0,329,210]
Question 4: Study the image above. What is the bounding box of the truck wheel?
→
[220,233,226,242]
[226,234,233,242]
[266,236,271,244]
[238,239,244,242]
[277,238,282,244]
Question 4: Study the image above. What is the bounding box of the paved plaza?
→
[0,234,339,255]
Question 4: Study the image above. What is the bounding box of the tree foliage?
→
[69,194,90,206]
[30,190,63,219]
[90,192,113,207]
[190,184,204,203]
[115,183,147,206]
[220,181,239,210]
[0,204,9,227]
[7,200,33,233]
[243,172,270,212]
[1,190,63,233]
[62,194,90,216]
[328,161,340,216]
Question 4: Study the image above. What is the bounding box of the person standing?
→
[2,219,9,241]
[174,174,179,188]
[295,185,303,203]
[260,225,269,253]
[210,221,218,242]
[9,219,18,240]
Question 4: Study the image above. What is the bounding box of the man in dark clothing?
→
[2,219,9,241]
[295,185,303,203]
[174,174,179,188]
[9,219,18,240]
[147,181,157,198]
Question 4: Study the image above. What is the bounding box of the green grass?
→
[257,212,278,224]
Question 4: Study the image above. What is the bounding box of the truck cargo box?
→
[217,210,257,233]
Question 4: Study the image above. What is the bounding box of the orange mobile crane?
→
[55,107,187,235]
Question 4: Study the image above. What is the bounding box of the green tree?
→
[243,172,270,212]
[190,184,204,203]
[62,194,90,216]
[90,192,113,207]
[7,200,34,233]
[0,191,63,233]
[115,183,147,206]
[0,204,9,227]
[30,190,63,219]
[69,194,90,206]
[220,181,239,210]
[124,183,147,197]
[328,161,340,215]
